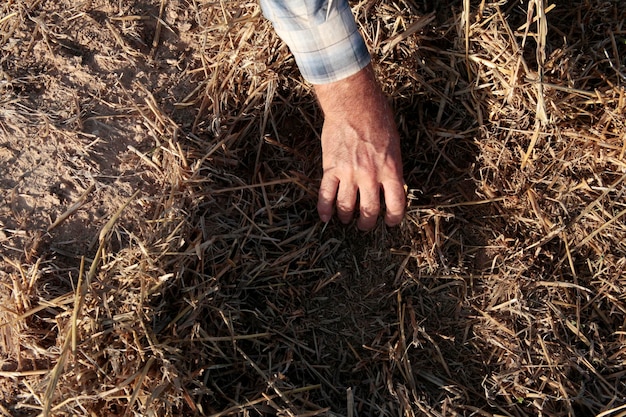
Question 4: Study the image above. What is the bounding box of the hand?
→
[314,65,405,231]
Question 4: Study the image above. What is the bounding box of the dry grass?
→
[1,0,626,415]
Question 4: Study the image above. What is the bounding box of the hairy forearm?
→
[314,64,387,119]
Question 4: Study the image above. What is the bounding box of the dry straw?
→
[1,0,626,416]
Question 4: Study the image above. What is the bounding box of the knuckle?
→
[359,203,380,217]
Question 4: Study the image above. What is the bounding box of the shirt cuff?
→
[260,0,371,84]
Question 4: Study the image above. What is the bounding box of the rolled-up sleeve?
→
[259,0,371,84]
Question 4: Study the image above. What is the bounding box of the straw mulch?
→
[1,0,625,415]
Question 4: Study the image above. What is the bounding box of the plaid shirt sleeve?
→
[259,0,371,84]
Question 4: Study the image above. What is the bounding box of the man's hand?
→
[314,64,405,231]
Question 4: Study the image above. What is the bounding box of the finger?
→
[336,181,358,224]
[317,175,339,223]
[356,183,381,231]
[382,180,406,227]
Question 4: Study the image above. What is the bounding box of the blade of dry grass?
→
[47,184,95,232]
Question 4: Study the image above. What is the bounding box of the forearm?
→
[314,64,390,125]
[262,1,406,229]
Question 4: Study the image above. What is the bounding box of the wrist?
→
[313,64,389,118]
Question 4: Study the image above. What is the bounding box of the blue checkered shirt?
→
[260,0,371,84]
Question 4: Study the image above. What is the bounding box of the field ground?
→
[1,0,626,415]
